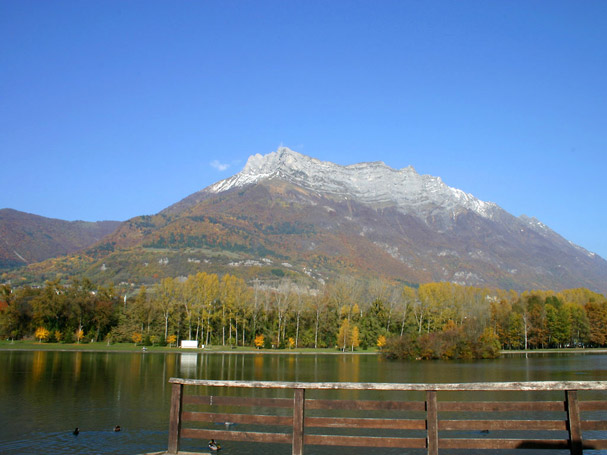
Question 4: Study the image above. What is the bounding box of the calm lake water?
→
[1,350,607,455]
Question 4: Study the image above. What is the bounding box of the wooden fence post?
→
[426,390,438,455]
[566,390,583,455]
[168,382,184,454]
[293,388,306,455]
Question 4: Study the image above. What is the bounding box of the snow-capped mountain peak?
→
[209,147,498,220]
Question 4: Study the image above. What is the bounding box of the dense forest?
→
[1,274,606,359]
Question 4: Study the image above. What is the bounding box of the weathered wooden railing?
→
[167,379,607,454]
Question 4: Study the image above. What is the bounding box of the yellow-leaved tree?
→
[377,335,387,349]
[166,334,177,347]
[350,326,360,351]
[337,319,350,351]
[35,327,50,343]
[254,334,264,349]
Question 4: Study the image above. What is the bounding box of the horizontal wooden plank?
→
[305,434,427,448]
[180,428,291,444]
[439,401,565,412]
[580,401,607,411]
[182,411,292,426]
[440,438,569,450]
[306,398,425,411]
[184,395,293,408]
[170,378,607,391]
[306,416,426,430]
[582,420,607,430]
[585,440,607,449]
[439,420,567,431]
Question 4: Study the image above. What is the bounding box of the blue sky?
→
[1,1,606,259]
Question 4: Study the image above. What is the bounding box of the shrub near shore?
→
[382,321,501,360]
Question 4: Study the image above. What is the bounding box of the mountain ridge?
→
[166,147,499,222]
[4,148,607,294]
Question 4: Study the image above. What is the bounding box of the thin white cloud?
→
[210,160,230,171]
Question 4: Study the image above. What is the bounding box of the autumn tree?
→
[525,293,548,348]
[132,332,143,345]
[189,272,219,345]
[377,335,387,349]
[254,334,264,349]
[337,318,351,351]
[167,334,177,347]
[350,325,360,351]
[35,326,50,343]
[585,301,607,346]
[273,279,292,347]
[153,277,177,341]
[330,276,362,324]
[179,277,196,340]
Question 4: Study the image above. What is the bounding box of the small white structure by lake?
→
[180,340,202,349]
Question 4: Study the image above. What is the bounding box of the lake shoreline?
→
[2,341,607,355]
[0,341,377,354]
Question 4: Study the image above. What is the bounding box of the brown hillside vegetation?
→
[0,209,120,270]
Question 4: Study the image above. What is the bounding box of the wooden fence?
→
[167,379,607,455]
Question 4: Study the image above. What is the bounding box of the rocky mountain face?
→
[7,148,607,293]
[0,209,121,270]
[165,148,497,220]
[94,147,605,293]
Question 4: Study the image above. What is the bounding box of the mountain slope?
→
[9,148,607,294]
[0,209,121,270]
[88,147,605,293]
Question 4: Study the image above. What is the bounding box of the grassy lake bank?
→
[0,340,379,354]
[2,340,607,356]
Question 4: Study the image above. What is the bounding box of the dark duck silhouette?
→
[114,425,121,432]
[208,439,221,451]
[73,427,79,436]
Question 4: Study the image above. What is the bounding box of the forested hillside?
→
[0,209,120,269]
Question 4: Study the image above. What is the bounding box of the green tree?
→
[0,286,36,339]
[505,311,524,349]
[546,303,570,347]
[359,299,387,348]
[564,302,589,346]
[477,327,501,358]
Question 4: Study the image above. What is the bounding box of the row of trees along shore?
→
[1,274,606,359]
